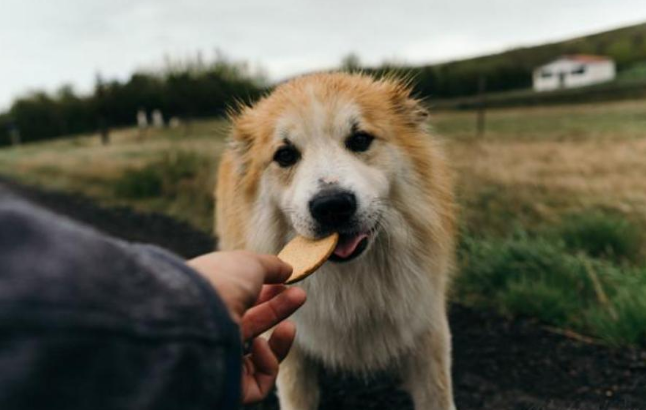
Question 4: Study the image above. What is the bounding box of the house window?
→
[541,70,552,78]
[571,65,586,75]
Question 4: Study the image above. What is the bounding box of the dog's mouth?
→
[329,232,370,263]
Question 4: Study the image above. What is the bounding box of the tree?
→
[340,53,362,72]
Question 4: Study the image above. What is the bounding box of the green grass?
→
[115,167,164,198]
[456,225,646,345]
[115,150,208,198]
[112,150,217,227]
[551,211,644,264]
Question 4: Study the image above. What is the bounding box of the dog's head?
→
[229,73,432,262]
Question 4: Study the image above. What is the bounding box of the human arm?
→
[0,191,302,409]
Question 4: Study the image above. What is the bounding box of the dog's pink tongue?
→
[333,233,368,258]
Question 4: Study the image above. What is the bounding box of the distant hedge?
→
[428,78,646,110]
[0,57,266,146]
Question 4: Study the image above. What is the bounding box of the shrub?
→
[156,150,203,186]
[456,231,646,345]
[114,167,162,198]
[113,150,215,228]
[553,211,643,264]
[586,285,646,346]
[114,150,205,199]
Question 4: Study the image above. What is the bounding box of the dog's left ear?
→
[402,98,429,127]
[387,82,429,127]
[226,102,257,171]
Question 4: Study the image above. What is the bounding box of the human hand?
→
[188,251,306,404]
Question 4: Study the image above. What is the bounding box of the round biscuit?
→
[278,233,339,284]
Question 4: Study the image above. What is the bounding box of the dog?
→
[215,72,457,410]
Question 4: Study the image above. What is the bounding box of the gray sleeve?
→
[0,192,242,410]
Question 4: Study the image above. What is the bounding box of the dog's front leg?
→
[401,312,457,410]
[276,343,320,410]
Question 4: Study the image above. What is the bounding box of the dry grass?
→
[425,99,646,235]
[432,99,646,141]
[449,137,646,234]
[0,121,229,206]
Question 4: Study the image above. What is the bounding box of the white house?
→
[533,55,616,92]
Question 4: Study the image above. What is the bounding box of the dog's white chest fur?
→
[292,240,438,373]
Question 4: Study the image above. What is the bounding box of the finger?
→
[241,287,306,341]
[254,254,293,284]
[240,284,287,321]
[255,285,286,305]
[249,337,279,397]
[268,320,296,362]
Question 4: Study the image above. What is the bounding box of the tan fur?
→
[215,72,457,410]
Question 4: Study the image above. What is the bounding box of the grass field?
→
[1,99,645,345]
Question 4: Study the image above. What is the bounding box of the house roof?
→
[561,54,612,63]
[535,55,613,71]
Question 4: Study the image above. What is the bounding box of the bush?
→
[553,211,644,264]
[113,150,215,228]
[114,150,204,199]
[586,287,646,346]
[456,231,646,345]
[157,150,203,187]
[114,167,163,198]
[2,53,266,145]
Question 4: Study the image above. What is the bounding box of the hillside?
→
[381,21,646,99]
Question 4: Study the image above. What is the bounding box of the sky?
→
[1,0,645,110]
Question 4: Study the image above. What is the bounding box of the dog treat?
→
[278,233,339,284]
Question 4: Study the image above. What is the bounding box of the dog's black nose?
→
[309,190,357,227]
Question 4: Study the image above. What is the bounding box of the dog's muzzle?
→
[308,189,357,229]
[308,189,370,262]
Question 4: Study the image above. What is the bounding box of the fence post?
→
[476,76,487,138]
[95,73,110,145]
[9,121,21,146]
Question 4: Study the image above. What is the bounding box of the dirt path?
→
[3,179,645,410]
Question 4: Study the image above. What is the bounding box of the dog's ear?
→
[386,80,429,128]
[227,112,255,176]
[402,98,429,126]
[226,98,259,168]
[227,116,263,199]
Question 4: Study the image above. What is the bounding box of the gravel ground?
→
[3,179,645,410]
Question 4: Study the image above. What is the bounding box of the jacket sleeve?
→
[0,192,241,410]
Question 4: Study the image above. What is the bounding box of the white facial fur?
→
[271,95,391,239]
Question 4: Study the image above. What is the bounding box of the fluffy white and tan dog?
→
[215,72,457,410]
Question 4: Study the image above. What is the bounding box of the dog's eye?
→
[345,131,374,153]
[273,145,300,167]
